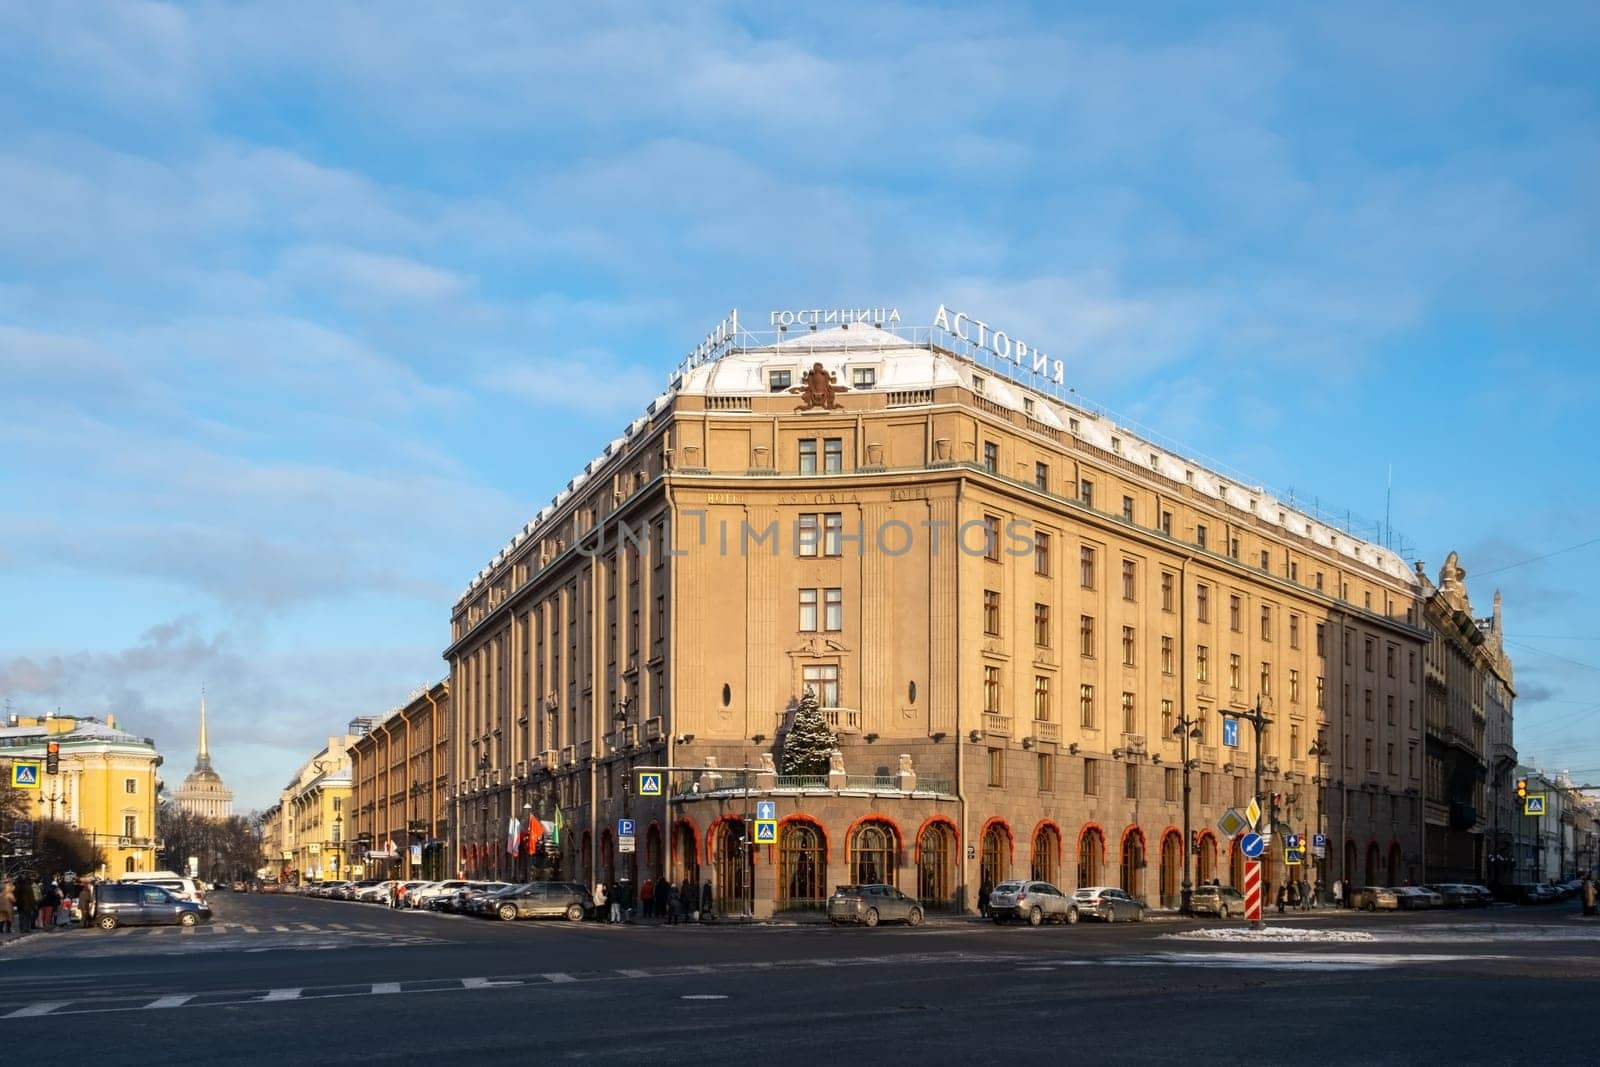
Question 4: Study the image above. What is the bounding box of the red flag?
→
[524,819,544,851]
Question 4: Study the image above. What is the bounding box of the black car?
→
[94,881,213,929]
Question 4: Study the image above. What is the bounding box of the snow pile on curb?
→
[1159,927,1377,943]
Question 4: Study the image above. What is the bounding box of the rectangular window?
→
[1290,669,1300,703]
[1121,691,1136,733]
[1344,632,1352,666]
[1164,767,1178,802]
[1121,625,1137,667]
[1230,595,1242,632]
[1160,510,1173,536]
[124,815,136,837]
[1232,776,1245,808]
[1034,676,1052,721]
[1260,550,1270,570]
[1196,584,1210,622]
[825,588,843,631]
[124,778,137,794]
[1037,753,1055,792]
[1315,571,1325,592]
[984,590,1002,636]
[799,439,818,473]
[1386,694,1396,724]
[852,367,875,388]
[1364,638,1375,672]
[1034,603,1051,647]
[1161,636,1174,675]
[1080,615,1096,657]
[823,437,843,473]
[1196,645,1210,683]
[987,747,1004,788]
[1364,689,1374,720]
[1080,546,1096,589]
[1409,651,1417,682]
[1035,462,1049,491]
[1261,605,1272,641]
[1386,645,1397,678]
[983,440,998,473]
[1289,614,1301,650]
[1122,495,1135,521]
[984,515,1001,562]
[1122,559,1137,600]
[1200,773,1213,804]
[1260,662,1271,696]
[984,666,1001,714]
[1229,537,1240,560]
[1290,561,1299,582]
[1316,622,1326,657]
[1161,699,1174,737]
[799,588,818,631]
[1125,762,1138,799]
[803,664,839,707]
[1364,738,1374,770]
[796,513,820,557]
[1035,532,1052,576]
[1387,742,1396,775]
[1196,523,1207,549]
[1080,480,1094,508]
[1084,758,1099,796]
[1229,653,1242,690]
[769,369,792,392]
[1080,684,1096,728]
[1161,572,1174,612]
[1317,675,1326,710]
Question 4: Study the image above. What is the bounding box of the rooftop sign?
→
[670,309,741,382]
[770,307,902,328]
[933,303,1064,385]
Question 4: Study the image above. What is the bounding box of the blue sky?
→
[2,2,1596,810]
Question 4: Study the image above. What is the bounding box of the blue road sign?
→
[1284,833,1301,850]
[1312,833,1328,849]
[618,818,635,837]
[756,800,777,821]
[1222,717,1239,748]
[1285,848,1305,866]
[754,821,777,844]
[637,772,662,796]
[1240,832,1265,859]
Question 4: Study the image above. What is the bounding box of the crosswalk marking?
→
[262,988,300,1001]
[272,925,290,932]
[7,1002,69,1018]
[372,983,401,994]
[461,977,520,989]
[147,995,195,1009]
[618,969,652,978]
[241,925,260,933]
[541,972,577,983]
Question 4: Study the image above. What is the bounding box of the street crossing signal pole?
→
[1174,709,1206,916]
[1228,697,1274,929]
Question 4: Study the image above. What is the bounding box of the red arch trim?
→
[912,815,959,864]
[1076,821,1108,863]
[843,813,904,866]
[672,817,700,866]
[1120,824,1147,854]
[979,817,1015,862]
[702,814,742,864]
[1158,824,1183,848]
[778,813,831,863]
[1030,819,1064,864]
[1196,828,1218,845]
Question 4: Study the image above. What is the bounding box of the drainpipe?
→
[954,473,969,912]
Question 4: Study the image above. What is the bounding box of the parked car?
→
[827,884,924,928]
[119,872,207,905]
[230,880,247,893]
[1071,886,1146,923]
[339,879,381,901]
[990,880,1077,925]
[1395,886,1441,910]
[95,881,213,929]
[1352,886,1399,911]
[486,882,594,922]
[1189,884,1246,918]
[443,882,513,914]
[410,880,471,908]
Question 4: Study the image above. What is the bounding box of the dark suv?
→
[95,882,213,929]
[486,882,593,922]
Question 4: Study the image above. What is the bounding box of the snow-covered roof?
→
[456,321,1415,607]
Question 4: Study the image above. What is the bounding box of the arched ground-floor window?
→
[1366,842,1381,886]
[1197,831,1217,885]
[1387,842,1403,886]
[1031,824,1061,885]
[980,821,1011,892]
[779,820,827,909]
[1159,831,1182,907]
[918,821,955,909]
[851,821,898,886]
[1120,828,1146,900]
[1077,826,1105,888]
[712,819,750,917]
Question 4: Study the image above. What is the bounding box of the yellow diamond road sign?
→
[1244,796,1262,830]
[1217,808,1249,838]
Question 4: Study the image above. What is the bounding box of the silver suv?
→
[989,880,1077,925]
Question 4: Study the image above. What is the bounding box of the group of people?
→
[1275,877,1323,912]
[596,877,713,924]
[1,873,95,934]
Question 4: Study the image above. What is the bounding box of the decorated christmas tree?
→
[781,688,837,775]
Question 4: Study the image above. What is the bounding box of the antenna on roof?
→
[1384,463,1392,550]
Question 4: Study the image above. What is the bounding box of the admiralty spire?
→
[174,691,234,819]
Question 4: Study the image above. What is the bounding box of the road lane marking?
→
[242,925,260,933]
[461,977,521,989]
[618,969,652,978]
[6,1002,69,1018]
[372,983,401,994]
[541,972,577,983]
[147,995,195,1009]
[681,994,727,1000]
[262,988,301,1001]
[272,925,291,932]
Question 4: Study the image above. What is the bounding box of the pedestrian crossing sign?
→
[754,820,777,844]
[1524,793,1546,816]
[638,772,662,796]
[11,762,41,789]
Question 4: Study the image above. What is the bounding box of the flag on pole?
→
[507,816,520,856]
[553,807,565,846]
[523,818,544,852]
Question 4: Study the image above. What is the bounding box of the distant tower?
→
[175,691,234,820]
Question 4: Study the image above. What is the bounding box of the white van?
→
[119,870,207,904]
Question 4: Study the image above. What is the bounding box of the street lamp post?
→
[1225,697,1275,920]
[1308,739,1330,902]
[1173,709,1206,915]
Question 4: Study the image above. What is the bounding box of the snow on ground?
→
[1161,927,1376,943]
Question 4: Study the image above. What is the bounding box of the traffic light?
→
[45,741,59,775]
[1516,778,1527,798]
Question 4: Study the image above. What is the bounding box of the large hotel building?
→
[446,310,1430,916]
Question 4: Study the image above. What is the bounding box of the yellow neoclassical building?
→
[446,310,1430,916]
[262,734,359,883]
[2,712,164,875]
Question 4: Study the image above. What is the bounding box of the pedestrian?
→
[1332,878,1343,909]
[1582,877,1596,917]
[640,876,655,919]
[608,881,622,924]
[0,878,13,934]
[1275,883,1286,915]
[16,876,37,933]
[1313,879,1324,910]
[701,879,713,922]
[978,876,993,918]
[665,882,680,925]
[593,881,608,922]
[39,879,60,930]
[680,876,697,922]
[78,878,95,929]
[1299,877,1311,911]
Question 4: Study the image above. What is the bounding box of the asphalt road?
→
[3,892,1597,1065]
